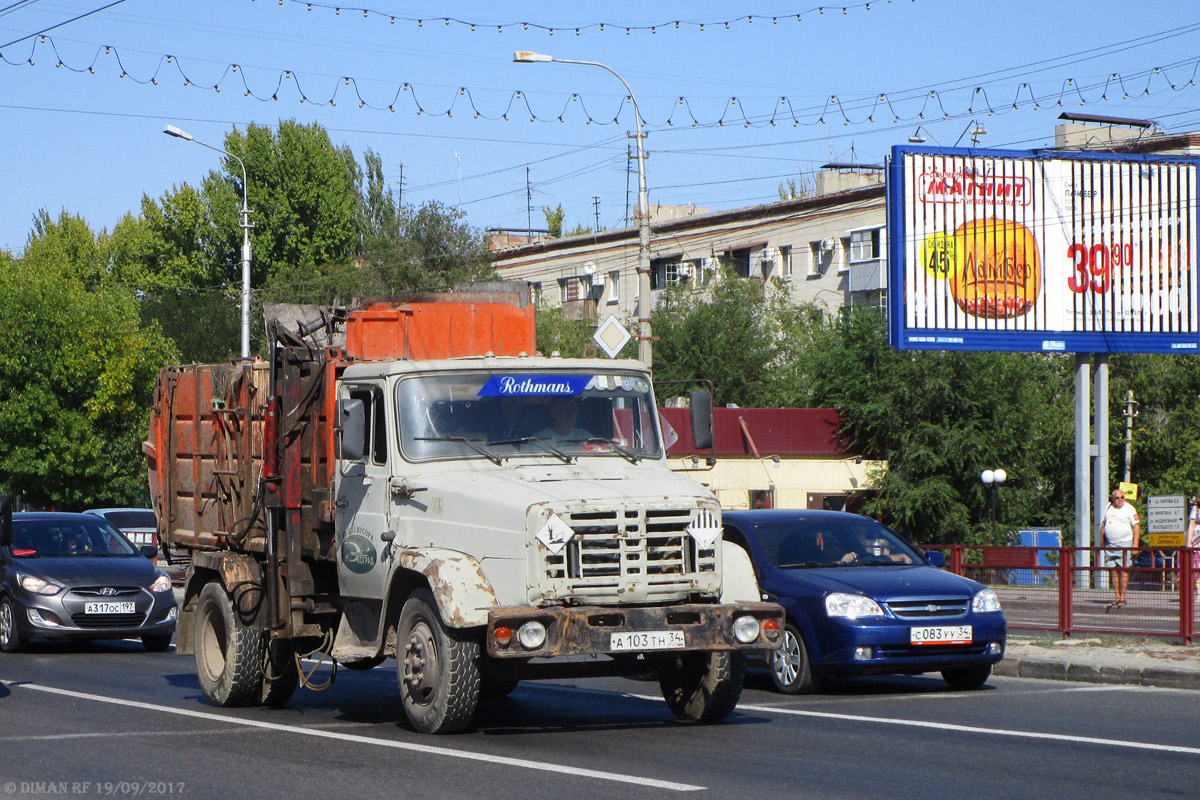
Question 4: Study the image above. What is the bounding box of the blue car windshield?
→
[753,517,923,568]
[10,518,140,558]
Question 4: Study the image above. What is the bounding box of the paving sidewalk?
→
[996,636,1200,690]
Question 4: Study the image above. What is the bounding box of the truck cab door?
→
[334,383,393,599]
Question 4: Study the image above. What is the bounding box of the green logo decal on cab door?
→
[342,533,378,574]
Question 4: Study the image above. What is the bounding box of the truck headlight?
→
[825,592,884,619]
[517,620,547,650]
[972,589,1002,613]
[732,615,761,644]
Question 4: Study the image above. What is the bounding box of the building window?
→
[529,281,542,304]
[606,271,620,304]
[779,245,793,279]
[839,237,852,272]
[726,248,752,277]
[559,277,581,303]
[849,228,881,263]
[651,257,698,289]
[808,241,822,276]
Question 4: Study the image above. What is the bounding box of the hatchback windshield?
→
[11,517,139,558]
[753,517,923,568]
[397,371,662,462]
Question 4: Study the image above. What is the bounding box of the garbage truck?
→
[144,284,783,733]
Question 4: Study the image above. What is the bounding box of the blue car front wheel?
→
[771,623,821,694]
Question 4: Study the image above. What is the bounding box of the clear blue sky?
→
[2,0,1199,254]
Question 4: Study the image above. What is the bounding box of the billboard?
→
[887,145,1200,353]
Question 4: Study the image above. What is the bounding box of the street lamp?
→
[513,51,653,367]
[980,468,1007,541]
[163,124,254,359]
[907,120,988,147]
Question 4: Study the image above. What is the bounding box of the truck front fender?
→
[394,548,499,628]
[720,540,762,603]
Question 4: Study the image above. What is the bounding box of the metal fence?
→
[926,545,1198,643]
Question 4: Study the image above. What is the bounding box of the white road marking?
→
[534,686,1200,757]
[19,684,703,792]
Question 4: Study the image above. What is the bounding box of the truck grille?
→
[884,597,970,620]
[537,506,720,604]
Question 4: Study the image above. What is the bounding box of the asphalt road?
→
[2,642,1198,800]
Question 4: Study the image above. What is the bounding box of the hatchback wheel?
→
[0,597,23,653]
[771,623,821,694]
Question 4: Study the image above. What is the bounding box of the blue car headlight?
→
[17,571,63,596]
[150,571,173,594]
[972,588,1002,613]
[825,592,885,619]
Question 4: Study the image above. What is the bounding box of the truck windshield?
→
[397,371,663,462]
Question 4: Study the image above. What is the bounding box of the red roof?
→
[659,407,850,457]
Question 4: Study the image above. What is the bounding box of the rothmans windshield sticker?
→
[686,509,722,549]
[536,514,575,555]
[478,375,591,397]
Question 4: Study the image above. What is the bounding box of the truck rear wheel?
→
[195,582,265,707]
[396,589,480,734]
[658,651,745,723]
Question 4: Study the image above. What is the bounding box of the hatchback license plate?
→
[910,625,972,645]
[610,630,685,652]
[84,601,135,614]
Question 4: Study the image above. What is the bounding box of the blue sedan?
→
[723,509,1006,693]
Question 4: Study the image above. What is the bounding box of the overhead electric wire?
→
[0,0,127,49]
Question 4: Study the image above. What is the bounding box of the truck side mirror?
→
[689,389,714,450]
[0,495,12,548]
[336,399,367,461]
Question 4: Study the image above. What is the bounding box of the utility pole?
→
[397,162,404,206]
[1124,390,1138,482]
[593,195,601,231]
[625,141,633,228]
[526,167,533,235]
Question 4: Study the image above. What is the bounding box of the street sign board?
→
[887,145,1200,353]
[1145,494,1187,547]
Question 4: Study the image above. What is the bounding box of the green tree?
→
[543,203,564,238]
[0,257,176,509]
[796,308,1074,545]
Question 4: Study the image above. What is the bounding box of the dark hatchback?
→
[723,509,1006,693]
[0,511,177,652]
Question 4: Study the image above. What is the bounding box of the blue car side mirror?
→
[140,545,159,559]
[925,550,946,568]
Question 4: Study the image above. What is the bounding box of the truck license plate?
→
[910,625,972,645]
[610,630,685,652]
[84,601,135,614]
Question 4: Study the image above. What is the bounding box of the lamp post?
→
[513,51,652,367]
[980,469,1007,541]
[907,120,987,147]
[163,124,254,359]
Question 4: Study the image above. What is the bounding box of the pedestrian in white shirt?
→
[1100,489,1140,610]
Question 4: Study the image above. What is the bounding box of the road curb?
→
[996,652,1200,690]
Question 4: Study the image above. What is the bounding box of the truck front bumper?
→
[485,601,784,658]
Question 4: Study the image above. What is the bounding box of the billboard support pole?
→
[1075,354,1092,586]
[1093,355,1110,582]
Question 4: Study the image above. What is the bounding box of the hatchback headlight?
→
[972,588,1002,613]
[17,571,63,596]
[150,571,173,593]
[825,592,884,619]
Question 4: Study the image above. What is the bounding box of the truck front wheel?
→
[195,582,265,707]
[658,651,746,723]
[396,589,481,734]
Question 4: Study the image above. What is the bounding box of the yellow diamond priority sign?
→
[593,315,632,359]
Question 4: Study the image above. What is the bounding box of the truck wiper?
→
[413,436,503,465]
[487,436,574,464]
[575,437,641,464]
